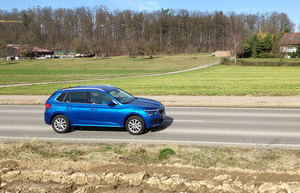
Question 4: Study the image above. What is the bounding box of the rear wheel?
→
[125,116,145,135]
[52,115,70,133]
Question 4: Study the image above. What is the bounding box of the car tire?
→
[52,115,70,133]
[125,116,145,135]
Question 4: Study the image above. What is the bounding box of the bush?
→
[220,57,230,64]
[257,52,274,58]
[158,148,176,160]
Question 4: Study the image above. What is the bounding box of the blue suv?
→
[44,85,166,135]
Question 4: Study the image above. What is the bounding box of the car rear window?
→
[56,93,67,102]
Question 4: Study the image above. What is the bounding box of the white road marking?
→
[166,106,300,111]
[168,112,300,117]
[158,128,300,137]
[167,119,204,123]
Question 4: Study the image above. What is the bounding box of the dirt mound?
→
[1,160,300,193]
[0,141,299,192]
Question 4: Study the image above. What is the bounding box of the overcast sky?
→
[1,0,299,31]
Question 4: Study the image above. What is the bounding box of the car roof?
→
[57,85,117,93]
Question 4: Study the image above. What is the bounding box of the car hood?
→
[128,97,163,109]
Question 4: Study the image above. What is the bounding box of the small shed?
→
[213,51,231,57]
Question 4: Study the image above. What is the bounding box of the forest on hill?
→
[0,6,294,56]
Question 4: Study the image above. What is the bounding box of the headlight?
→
[144,109,157,116]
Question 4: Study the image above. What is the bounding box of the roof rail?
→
[61,87,105,91]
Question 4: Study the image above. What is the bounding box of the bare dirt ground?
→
[1,95,300,108]
[0,141,299,193]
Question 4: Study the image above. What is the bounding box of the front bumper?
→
[151,118,165,125]
[148,112,166,127]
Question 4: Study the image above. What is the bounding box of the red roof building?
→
[279,33,300,54]
[6,44,53,57]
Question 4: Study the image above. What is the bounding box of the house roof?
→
[6,44,52,53]
[32,47,52,52]
[280,33,300,45]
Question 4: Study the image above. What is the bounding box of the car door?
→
[89,91,125,127]
[63,92,92,125]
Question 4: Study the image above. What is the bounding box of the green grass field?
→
[0,54,216,85]
[1,64,300,96]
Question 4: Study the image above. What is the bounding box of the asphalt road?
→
[0,105,300,149]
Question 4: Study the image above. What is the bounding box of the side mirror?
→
[108,100,118,107]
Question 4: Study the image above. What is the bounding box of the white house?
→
[279,33,300,57]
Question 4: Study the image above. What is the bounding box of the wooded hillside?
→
[0,7,294,55]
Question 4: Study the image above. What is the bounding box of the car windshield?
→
[108,88,136,104]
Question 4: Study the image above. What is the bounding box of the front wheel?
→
[125,116,145,135]
[52,115,70,133]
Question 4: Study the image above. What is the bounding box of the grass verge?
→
[1,140,299,171]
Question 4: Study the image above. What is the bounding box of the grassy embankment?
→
[1,140,299,171]
[0,54,216,85]
[0,56,300,96]
[2,140,299,192]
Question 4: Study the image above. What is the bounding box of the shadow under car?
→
[70,116,174,134]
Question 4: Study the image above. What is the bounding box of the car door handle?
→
[66,108,72,110]
[91,109,97,111]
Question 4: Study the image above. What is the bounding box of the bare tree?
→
[229,13,243,63]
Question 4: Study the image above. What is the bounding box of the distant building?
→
[6,44,53,58]
[54,50,76,58]
[279,33,300,56]
[212,51,231,57]
[0,45,18,59]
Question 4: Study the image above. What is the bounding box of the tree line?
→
[0,6,295,57]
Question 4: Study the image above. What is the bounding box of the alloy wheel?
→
[128,119,142,133]
[54,118,67,132]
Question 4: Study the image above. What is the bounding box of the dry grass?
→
[1,140,299,172]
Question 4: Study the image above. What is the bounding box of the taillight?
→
[45,103,51,109]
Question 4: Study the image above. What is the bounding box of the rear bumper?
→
[44,110,51,125]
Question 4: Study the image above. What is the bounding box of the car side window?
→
[90,92,112,105]
[64,93,70,102]
[64,92,88,103]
